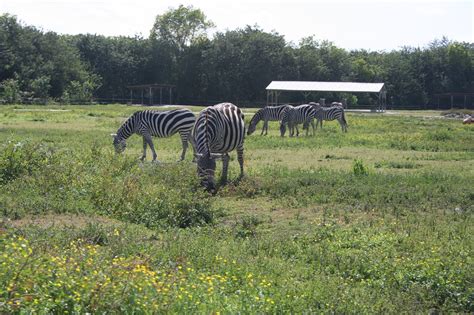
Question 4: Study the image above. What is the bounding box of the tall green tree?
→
[150,5,214,52]
[0,14,98,102]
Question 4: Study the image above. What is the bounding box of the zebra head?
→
[111,134,126,153]
[195,153,218,193]
[279,123,287,137]
[247,122,257,135]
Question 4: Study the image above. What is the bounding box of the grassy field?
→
[0,104,473,313]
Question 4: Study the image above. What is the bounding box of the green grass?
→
[0,104,473,313]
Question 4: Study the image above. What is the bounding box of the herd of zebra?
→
[111,102,348,192]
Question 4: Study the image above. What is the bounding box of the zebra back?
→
[194,103,245,156]
[281,104,315,125]
[194,103,245,191]
[313,106,345,121]
[116,109,195,141]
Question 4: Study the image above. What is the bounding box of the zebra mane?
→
[204,108,212,157]
[116,113,136,140]
[249,108,263,126]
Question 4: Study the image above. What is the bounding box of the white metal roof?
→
[266,81,385,93]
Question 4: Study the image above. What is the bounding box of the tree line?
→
[0,6,472,108]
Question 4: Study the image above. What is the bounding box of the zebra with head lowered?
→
[112,109,196,162]
[280,104,316,137]
[193,103,245,193]
[247,104,292,136]
[310,103,348,132]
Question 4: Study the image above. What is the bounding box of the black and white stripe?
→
[279,104,316,137]
[310,104,348,132]
[247,105,292,135]
[330,101,344,108]
[193,103,245,192]
[112,109,196,162]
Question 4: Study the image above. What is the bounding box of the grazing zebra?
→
[310,104,348,132]
[280,104,316,137]
[193,103,245,192]
[111,109,196,162]
[247,105,292,136]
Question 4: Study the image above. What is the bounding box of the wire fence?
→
[2,97,473,110]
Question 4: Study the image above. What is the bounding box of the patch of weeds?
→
[234,215,263,238]
[353,159,369,176]
[0,140,56,185]
[76,222,110,246]
[426,130,452,142]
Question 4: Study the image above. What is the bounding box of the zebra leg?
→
[141,136,147,161]
[237,145,244,179]
[221,153,230,184]
[311,119,315,135]
[296,125,300,137]
[338,119,344,132]
[144,134,158,162]
[260,120,266,135]
[188,134,197,162]
[264,121,269,136]
[178,131,189,161]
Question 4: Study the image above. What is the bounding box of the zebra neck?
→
[250,110,263,125]
[117,117,135,140]
[204,109,212,154]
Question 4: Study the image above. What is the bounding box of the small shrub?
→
[352,159,368,176]
[234,215,262,238]
[0,141,55,185]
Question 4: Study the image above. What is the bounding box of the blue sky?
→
[1,0,472,51]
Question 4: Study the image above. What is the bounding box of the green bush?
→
[352,158,368,176]
[0,141,56,185]
[0,141,218,228]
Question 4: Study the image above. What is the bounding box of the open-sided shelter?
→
[266,81,387,111]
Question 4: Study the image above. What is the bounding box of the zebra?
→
[247,105,292,136]
[330,101,344,108]
[111,109,196,162]
[310,104,348,132]
[193,103,245,192]
[279,104,316,137]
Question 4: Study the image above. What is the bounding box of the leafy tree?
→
[0,79,21,103]
[150,5,214,52]
[0,14,99,102]
[446,43,472,92]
